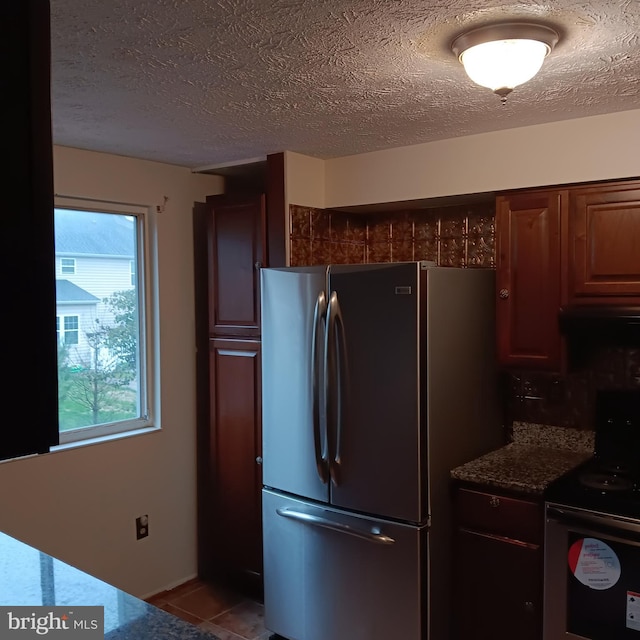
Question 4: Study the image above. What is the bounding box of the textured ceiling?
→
[50,0,640,171]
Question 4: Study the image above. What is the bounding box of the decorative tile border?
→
[289,203,495,267]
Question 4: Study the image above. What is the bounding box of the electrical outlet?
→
[136,515,149,540]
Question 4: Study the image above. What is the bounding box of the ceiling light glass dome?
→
[451,22,559,100]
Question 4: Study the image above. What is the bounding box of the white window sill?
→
[52,425,161,453]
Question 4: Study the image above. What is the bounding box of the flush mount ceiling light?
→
[451,22,559,102]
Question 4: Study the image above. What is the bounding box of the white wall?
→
[323,109,640,208]
[0,146,223,599]
[284,150,326,209]
[281,151,326,265]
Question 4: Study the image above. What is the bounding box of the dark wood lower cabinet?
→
[199,338,263,597]
[453,486,543,640]
[454,528,542,640]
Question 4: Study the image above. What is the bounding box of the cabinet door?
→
[205,338,263,594]
[496,191,568,371]
[207,193,266,337]
[570,181,640,302]
[453,528,542,640]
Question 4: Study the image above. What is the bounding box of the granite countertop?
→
[450,423,594,495]
[0,531,220,640]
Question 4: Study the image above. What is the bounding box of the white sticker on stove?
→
[568,538,621,590]
[628,591,640,631]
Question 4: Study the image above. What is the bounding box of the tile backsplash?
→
[505,347,640,430]
[289,202,639,433]
[289,203,495,267]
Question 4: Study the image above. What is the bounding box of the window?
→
[60,257,76,274]
[56,315,79,345]
[64,316,79,345]
[54,197,156,445]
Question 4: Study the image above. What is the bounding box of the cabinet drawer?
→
[456,488,543,544]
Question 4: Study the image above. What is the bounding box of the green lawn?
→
[58,387,137,431]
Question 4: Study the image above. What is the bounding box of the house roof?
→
[55,209,135,257]
[56,279,100,304]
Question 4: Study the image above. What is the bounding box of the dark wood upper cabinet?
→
[495,177,640,372]
[495,190,568,371]
[569,180,640,303]
[205,193,266,338]
[4,0,59,460]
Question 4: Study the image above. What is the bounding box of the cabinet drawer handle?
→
[489,496,501,508]
[255,456,263,465]
[498,288,509,299]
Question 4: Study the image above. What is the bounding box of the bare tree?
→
[65,320,129,425]
[59,289,138,427]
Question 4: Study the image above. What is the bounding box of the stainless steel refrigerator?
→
[260,261,502,640]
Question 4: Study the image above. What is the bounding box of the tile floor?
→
[146,578,273,640]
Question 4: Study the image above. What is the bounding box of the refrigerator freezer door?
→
[327,262,426,523]
[261,266,330,503]
[262,489,427,640]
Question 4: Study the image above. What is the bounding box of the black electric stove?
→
[544,390,640,521]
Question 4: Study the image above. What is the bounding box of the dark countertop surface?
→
[0,531,219,640]
[450,442,592,495]
[450,423,594,496]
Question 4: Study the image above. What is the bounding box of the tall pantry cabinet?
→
[194,156,286,598]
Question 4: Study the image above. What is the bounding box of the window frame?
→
[57,314,79,345]
[53,195,158,447]
[60,257,76,274]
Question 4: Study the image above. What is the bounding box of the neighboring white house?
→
[55,208,136,367]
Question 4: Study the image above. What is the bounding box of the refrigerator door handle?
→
[325,290,347,487]
[312,291,329,484]
[276,507,395,545]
